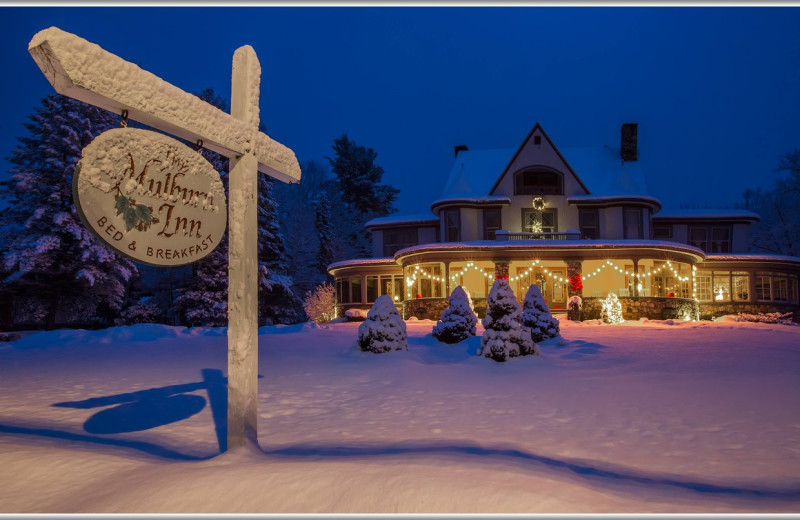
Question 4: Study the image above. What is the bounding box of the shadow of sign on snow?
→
[51,368,243,453]
[0,422,211,461]
[262,441,800,501]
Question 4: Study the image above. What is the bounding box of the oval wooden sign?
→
[74,128,227,266]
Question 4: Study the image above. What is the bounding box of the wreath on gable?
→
[531,197,546,211]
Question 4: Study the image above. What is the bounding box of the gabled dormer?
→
[489,123,590,199]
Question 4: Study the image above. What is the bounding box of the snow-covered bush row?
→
[521,284,559,342]
[730,312,795,325]
[479,278,536,362]
[432,286,477,344]
[357,295,408,353]
[303,282,336,324]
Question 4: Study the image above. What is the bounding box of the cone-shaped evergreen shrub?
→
[433,285,477,344]
[357,294,408,353]
[479,278,530,362]
[522,284,560,343]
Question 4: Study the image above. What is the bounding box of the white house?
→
[329,123,800,321]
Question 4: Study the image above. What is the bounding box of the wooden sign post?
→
[29,27,301,451]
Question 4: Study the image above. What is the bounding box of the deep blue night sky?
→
[1,6,799,215]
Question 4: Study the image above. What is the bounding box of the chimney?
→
[454,144,469,158]
[621,123,638,162]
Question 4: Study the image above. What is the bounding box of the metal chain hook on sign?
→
[120,109,128,128]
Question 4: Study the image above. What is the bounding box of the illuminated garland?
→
[406,264,445,288]
[583,260,690,283]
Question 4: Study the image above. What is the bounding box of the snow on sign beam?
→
[28,26,302,452]
[28,27,301,184]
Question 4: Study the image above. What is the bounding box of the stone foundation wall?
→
[582,297,698,321]
[698,302,800,322]
[403,298,448,320]
[402,297,488,320]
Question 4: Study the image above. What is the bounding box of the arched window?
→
[514,167,563,195]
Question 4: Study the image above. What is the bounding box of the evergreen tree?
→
[358,294,407,353]
[0,94,137,329]
[177,244,228,327]
[327,134,399,259]
[521,284,559,343]
[173,89,230,326]
[328,134,399,215]
[433,285,477,344]
[479,278,533,361]
[273,160,334,293]
[258,173,304,325]
[315,192,336,281]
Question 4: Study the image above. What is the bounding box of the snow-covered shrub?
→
[303,282,336,323]
[357,295,407,353]
[116,298,163,325]
[479,278,533,362]
[731,311,794,325]
[601,292,624,324]
[345,308,369,321]
[433,285,478,344]
[522,284,560,343]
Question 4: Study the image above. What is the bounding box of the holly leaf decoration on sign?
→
[114,194,159,232]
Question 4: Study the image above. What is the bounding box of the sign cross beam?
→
[29,27,301,184]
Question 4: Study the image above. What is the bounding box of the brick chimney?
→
[454,144,469,158]
[621,123,638,162]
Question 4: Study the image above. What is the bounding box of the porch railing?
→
[494,230,583,241]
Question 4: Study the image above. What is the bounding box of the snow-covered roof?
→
[562,146,650,197]
[364,213,438,228]
[328,257,399,271]
[567,194,662,208]
[430,196,511,211]
[441,146,651,199]
[703,253,800,265]
[393,239,706,259]
[654,209,761,221]
[441,149,512,199]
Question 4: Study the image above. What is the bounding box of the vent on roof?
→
[454,144,469,158]
[621,123,638,162]
[533,135,542,145]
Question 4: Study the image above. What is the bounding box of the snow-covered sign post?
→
[28,27,301,451]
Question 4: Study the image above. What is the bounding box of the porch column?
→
[494,260,510,279]
[444,260,451,296]
[633,258,640,297]
[566,260,583,298]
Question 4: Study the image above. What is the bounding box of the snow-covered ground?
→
[1,318,799,513]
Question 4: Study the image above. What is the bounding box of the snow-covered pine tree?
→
[0,94,137,329]
[433,285,478,344]
[521,284,560,343]
[176,244,228,327]
[327,134,399,259]
[357,294,407,353]
[315,192,335,283]
[173,89,230,326]
[273,160,339,293]
[257,173,304,325]
[479,278,532,361]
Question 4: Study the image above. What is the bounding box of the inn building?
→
[328,123,800,321]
